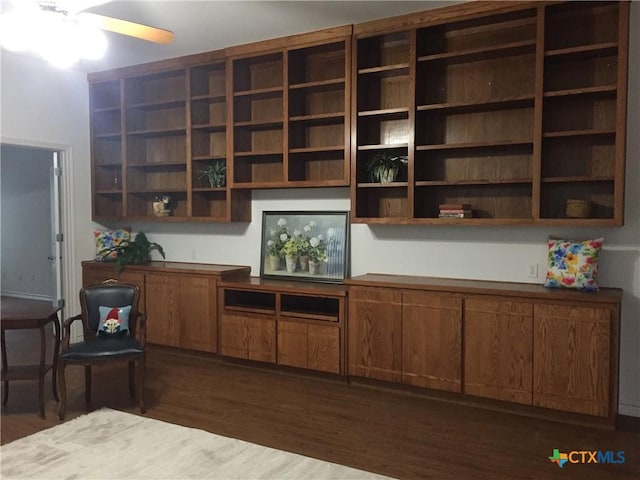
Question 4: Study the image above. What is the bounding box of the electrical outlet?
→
[191,248,197,260]
[528,263,538,279]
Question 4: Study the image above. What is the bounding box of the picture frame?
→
[260,211,350,283]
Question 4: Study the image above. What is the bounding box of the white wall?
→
[0,145,54,299]
[1,3,638,416]
[0,50,95,318]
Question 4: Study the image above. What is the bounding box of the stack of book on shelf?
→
[439,204,473,219]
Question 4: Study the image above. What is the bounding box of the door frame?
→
[1,138,78,329]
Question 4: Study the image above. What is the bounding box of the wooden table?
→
[1,296,61,418]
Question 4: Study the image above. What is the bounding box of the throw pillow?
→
[97,305,131,336]
[544,237,603,292]
[94,228,130,261]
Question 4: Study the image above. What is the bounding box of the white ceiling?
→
[43,0,461,72]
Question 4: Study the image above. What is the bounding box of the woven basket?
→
[566,199,592,218]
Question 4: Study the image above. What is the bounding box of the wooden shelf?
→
[289,113,345,123]
[543,85,617,98]
[417,40,535,63]
[233,86,283,97]
[542,129,615,139]
[541,176,615,184]
[416,140,532,151]
[127,127,186,137]
[416,178,531,187]
[95,132,121,139]
[358,143,408,151]
[357,181,408,188]
[545,42,618,58]
[351,1,626,225]
[289,78,345,90]
[289,146,344,154]
[87,2,627,226]
[417,96,534,112]
[128,161,186,168]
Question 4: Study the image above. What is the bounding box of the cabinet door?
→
[533,304,611,417]
[402,292,462,392]
[247,315,276,363]
[144,272,180,347]
[348,287,402,382]
[278,320,307,369]
[464,297,533,404]
[219,313,248,359]
[278,320,340,374]
[219,313,275,363]
[178,276,217,353]
[308,324,340,374]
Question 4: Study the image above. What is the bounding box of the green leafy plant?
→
[99,231,165,273]
[281,236,302,257]
[198,160,226,188]
[366,152,408,183]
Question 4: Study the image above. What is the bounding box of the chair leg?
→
[58,362,67,420]
[84,366,92,408]
[128,361,135,399]
[138,355,146,414]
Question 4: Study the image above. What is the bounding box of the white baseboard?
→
[619,404,640,417]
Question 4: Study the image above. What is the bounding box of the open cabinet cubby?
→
[89,2,627,226]
[218,279,347,374]
[351,1,628,225]
[229,30,351,188]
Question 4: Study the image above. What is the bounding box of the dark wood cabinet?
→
[346,273,622,427]
[463,297,533,405]
[347,287,402,382]
[145,272,218,352]
[533,303,613,417]
[348,286,463,391]
[402,292,462,393]
[218,278,346,374]
[82,261,250,353]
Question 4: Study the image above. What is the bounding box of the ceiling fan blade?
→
[79,12,174,44]
[57,0,112,15]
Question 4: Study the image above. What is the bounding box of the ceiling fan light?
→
[0,10,34,52]
[77,25,107,60]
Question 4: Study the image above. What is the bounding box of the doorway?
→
[0,144,64,307]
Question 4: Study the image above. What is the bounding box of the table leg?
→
[1,327,8,406]
[39,325,46,419]
[51,313,60,402]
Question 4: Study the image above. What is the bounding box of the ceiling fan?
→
[39,0,174,44]
[0,0,173,66]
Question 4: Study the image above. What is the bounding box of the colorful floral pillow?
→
[544,237,603,291]
[97,305,131,336]
[94,229,130,261]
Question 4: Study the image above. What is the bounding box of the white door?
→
[50,151,65,311]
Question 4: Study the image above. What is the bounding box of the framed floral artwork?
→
[260,211,350,283]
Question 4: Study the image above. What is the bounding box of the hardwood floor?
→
[2,344,639,480]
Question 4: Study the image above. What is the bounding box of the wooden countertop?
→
[218,276,348,296]
[82,260,251,278]
[346,273,623,304]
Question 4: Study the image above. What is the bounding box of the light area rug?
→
[0,408,393,480]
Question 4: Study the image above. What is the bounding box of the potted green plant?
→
[366,152,408,183]
[99,231,165,273]
[198,160,226,188]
